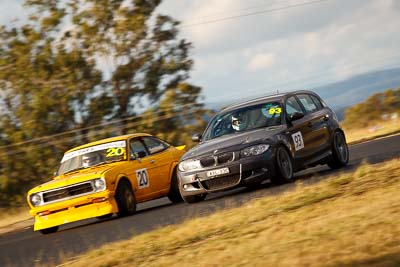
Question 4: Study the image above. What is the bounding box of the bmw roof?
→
[220,90,318,113]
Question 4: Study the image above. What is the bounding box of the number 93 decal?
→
[291,131,304,151]
[268,107,282,115]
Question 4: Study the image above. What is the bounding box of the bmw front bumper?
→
[178,150,276,197]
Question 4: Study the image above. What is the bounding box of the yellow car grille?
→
[42,182,94,203]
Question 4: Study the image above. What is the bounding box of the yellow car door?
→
[127,137,171,202]
[141,136,173,193]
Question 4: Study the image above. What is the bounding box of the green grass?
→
[57,158,400,267]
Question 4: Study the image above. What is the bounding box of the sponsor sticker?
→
[61,141,126,163]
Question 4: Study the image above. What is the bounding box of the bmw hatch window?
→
[297,94,318,113]
[310,95,323,110]
[203,102,283,141]
[57,141,127,175]
[285,96,303,117]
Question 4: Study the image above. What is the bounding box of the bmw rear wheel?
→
[328,131,349,169]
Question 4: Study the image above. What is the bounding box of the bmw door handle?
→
[322,114,330,121]
[150,159,155,164]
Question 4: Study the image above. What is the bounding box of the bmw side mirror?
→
[192,133,202,142]
[290,112,304,121]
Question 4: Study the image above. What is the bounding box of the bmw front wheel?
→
[271,146,294,185]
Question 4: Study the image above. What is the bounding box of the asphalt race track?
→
[1,134,399,267]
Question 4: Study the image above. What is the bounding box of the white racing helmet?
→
[231,113,248,131]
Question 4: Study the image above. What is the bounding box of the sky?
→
[1,0,400,106]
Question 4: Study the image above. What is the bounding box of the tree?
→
[27,0,196,134]
[135,83,212,146]
[0,0,204,206]
[343,88,400,128]
[0,15,108,205]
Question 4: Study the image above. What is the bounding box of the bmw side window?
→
[297,94,318,113]
[285,96,303,117]
[143,137,168,155]
[130,139,149,159]
[310,95,323,110]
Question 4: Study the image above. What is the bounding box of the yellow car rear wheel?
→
[167,169,183,203]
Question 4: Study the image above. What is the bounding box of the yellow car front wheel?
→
[40,226,59,235]
[115,179,136,217]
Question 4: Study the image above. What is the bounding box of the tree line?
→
[342,88,400,128]
[0,0,208,207]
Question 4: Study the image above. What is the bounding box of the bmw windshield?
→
[57,141,127,175]
[202,101,283,141]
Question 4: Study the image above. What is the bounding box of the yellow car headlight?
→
[30,193,42,207]
[93,178,106,192]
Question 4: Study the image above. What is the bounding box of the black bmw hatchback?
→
[177,90,349,203]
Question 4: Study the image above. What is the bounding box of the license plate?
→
[207,167,230,177]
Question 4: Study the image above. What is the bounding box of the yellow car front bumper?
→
[32,191,119,231]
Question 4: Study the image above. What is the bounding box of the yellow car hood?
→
[28,162,123,195]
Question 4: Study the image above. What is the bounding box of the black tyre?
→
[327,131,349,169]
[245,181,263,190]
[167,169,183,203]
[182,194,206,204]
[115,179,136,217]
[271,146,294,185]
[40,226,59,235]
[97,213,113,220]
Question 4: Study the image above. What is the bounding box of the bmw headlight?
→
[241,144,270,158]
[30,193,42,207]
[93,178,106,192]
[178,159,202,172]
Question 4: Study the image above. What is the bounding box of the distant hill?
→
[205,67,400,120]
[312,67,400,109]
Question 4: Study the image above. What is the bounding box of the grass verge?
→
[344,119,400,144]
[60,158,400,267]
[0,207,30,231]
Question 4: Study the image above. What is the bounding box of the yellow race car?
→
[27,133,186,234]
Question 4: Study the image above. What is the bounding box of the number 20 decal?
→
[136,168,149,189]
[291,131,304,151]
[106,147,125,157]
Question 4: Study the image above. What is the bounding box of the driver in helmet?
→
[231,112,249,131]
[82,153,101,167]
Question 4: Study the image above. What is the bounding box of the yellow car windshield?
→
[57,141,127,175]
